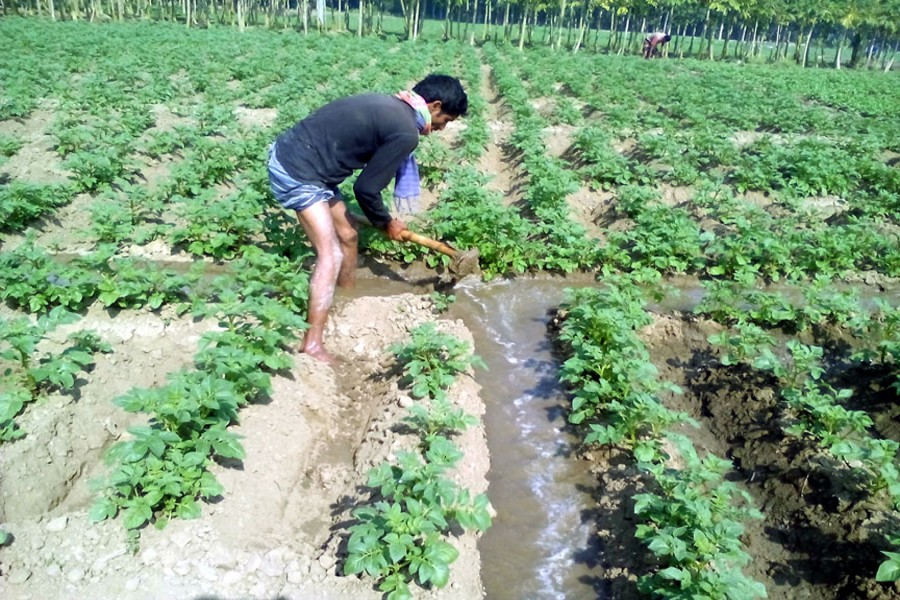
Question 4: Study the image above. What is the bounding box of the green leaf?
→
[658,566,689,583]
[198,472,224,498]
[877,552,900,582]
[176,498,202,520]
[88,497,118,523]
[122,502,152,530]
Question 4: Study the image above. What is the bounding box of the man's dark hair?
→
[413,74,468,117]
[663,34,672,42]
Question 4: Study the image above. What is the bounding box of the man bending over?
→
[267,74,468,364]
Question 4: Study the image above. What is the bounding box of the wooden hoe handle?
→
[399,230,459,258]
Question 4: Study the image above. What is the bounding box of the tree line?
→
[3,0,898,69]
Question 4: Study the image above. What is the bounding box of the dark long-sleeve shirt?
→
[274,94,419,228]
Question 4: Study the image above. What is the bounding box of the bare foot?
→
[301,344,339,366]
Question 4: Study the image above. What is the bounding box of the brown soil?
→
[638,313,900,600]
[0,97,490,593]
[0,293,491,600]
[3,59,899,600]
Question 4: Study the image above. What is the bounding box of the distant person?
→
[267,74,468,364]
[643,32,672,59]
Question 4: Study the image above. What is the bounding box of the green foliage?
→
[574,126,639,189]
[635,434,765,600]
[403,396,477,444]
[415,136,454,189]
[556,279,765,597]
[391,323,486,401]
[0,243,99,313]
[425,166,542,278]
[141,126,195,159]
[708,322,777,367]
[0,307,107,441]
[557,284,651,426]
[0,182,76,233]
[97,258,199,311]
[347,323,490,596]
[603,204,708,275]
[214,245,311,315]
[730,137,864,197]
[0,133,23,157]
[346,436,491,596]
[170,187,267,260]
[852,300,900,370]
[429,291,455,314]
[91,370,246,531]
[63,147,134,193]
[89,185,165,245]
[877,537,900,583]
[192,290,303,368]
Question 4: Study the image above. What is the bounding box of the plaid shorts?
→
[267,143,342,212]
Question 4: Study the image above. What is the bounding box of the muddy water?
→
[450,278,606,600]
[345,273,606,599]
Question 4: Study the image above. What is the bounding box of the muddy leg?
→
[296,202,342,364]
[328,199,359,290]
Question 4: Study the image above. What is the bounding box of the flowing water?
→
[451,278,606,600]
[346,273,608,599]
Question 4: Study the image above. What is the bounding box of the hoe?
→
[350,211,481,278]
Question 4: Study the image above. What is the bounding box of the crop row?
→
[2,17,898,597]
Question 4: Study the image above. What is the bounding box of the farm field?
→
[1,16,899,600]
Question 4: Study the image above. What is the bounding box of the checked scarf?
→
[393,90,432,214]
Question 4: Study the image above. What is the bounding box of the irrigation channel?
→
[347,274,609,599]
[346,271,899,599]
[453,278,606,600]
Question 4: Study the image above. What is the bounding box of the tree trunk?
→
[801,24,814,67]
[618,12,630,55]
[697,8,709,57]
[607,9,615,52]
[884,42,897,72]
[770,23,781,61]
[443,1,451,39]
[300,0,307,34]
[398,0,409,37]
[316,0,325,30]
[747,19,758,59]
[482,0,491,41]
[735,23,746,57]
[848,31,863,68]
[865,37,877,68]
[517,6,527,50]
[591,8,602,51]
[781,27,793,60]
[555,0,567,50]
[719,19,732,59]
[572,4,588,53]
[502,0,510,41]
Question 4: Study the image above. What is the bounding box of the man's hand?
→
[385,218,408,241]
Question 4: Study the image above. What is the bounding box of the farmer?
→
[643,32,672,59]
[268,74,468,364]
